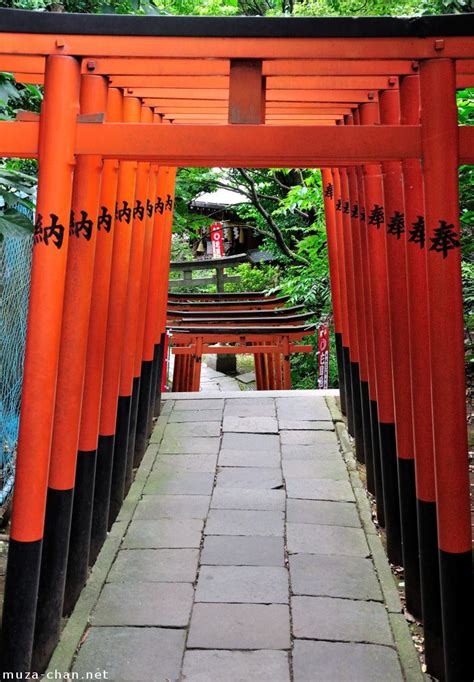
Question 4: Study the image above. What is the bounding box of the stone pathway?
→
[68,392,417,682]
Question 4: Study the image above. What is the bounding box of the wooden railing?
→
[169,253,248,292]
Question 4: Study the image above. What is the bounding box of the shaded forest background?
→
[0,0,472,389]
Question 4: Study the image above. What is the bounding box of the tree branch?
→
[238,168,310,266]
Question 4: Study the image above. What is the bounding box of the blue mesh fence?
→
[0,230,32,509]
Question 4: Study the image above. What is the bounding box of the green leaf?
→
[0,208,34,240]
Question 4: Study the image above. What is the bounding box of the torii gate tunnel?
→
[0,8,473,680]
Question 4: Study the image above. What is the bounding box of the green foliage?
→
[225,262,281,292]
[0,208,33,242]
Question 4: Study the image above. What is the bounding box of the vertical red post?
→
[90,96,141,564]
[419,58,471,682]
[109,105,153,525]
[354,106,377,494]
[340,159,364,455]
[321,168,346,414]
[64,87,123,615]
[32,73,108,672]
[346,113,371,468]
[379,87,419,600]
[134,153,160,461]
[360,101,394,532]
[332,168,354,433]
[400,74,443,675]
[0,55,81,674]
[153,166,177,415]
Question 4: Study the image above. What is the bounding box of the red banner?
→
[317,323,330,389]
[210,222,224,258]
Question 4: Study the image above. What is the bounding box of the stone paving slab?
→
[289,554,382,600]
[73,627,186,682]
[292,640,403,682]
[201,535,285,566]
[134,494,210,520]
[144,471,215,495]
[195,566,289,603]
[222,416,279,433]
[286,477,355,502]
[282,458,349,480]
[281,443,340,460]
[292,596,394,645]
[153,453,218,472]
[205,509,284,536]
[92,582,194,626]
[218,449,281,468]
[286,499,360,527]
[188,603,291,649]
[211,487,286,511]
[287,522,369,556]
[280,429,338,445]
[276,396,331,421]
[224,398,276,417]
[221,432,280,452]
[182,650,291,682]
[216,467,283,490]
[163,421,222,437]
[107,549,199,583]
[279,419,334,430]
[168,408,223,422]
[122,519,203,549]
[60,392,419,682]
[159,435,220,454]
[172,398,225,411]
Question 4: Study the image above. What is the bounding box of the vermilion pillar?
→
[340,160,364,458]
[379,87,419,604]
[31,73,108,672]
[400,73,443,677]
[0,55,81,674]
[142,166,170,428]
[353,107,377,495]
[419,58,471,682]
[153,167,177,416]
[64,88,123,615]
[346,113,371,470]
[109,105,153,526]
[90,95,141,564]
[132,157,159,467]
[332,168,354,434]
[321,168,346,412]
[359,101,391,531]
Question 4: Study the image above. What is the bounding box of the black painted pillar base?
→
[439,549,472,681]
[417,500,444,680]
[90,434,115,566]
[152,342,163,420]
[147,345,160,433]
[370,400,385,528]
[135,359,153,462]
[32,488,74,672]
[127,376,141,483]
[342,346,354,435]
[108,395,132,529]
[397,458,422,620]
[0,538,42,674]
[335,332,346,416]
[63,448,96,616]
[360,381,375,494]
[350,361,365,463]
[154,335,166,418]
[378,421,403,566]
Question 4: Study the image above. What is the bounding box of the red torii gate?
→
[0,9,472,680]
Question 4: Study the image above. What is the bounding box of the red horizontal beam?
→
[0,34,473,59]
[1,121,472,165]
